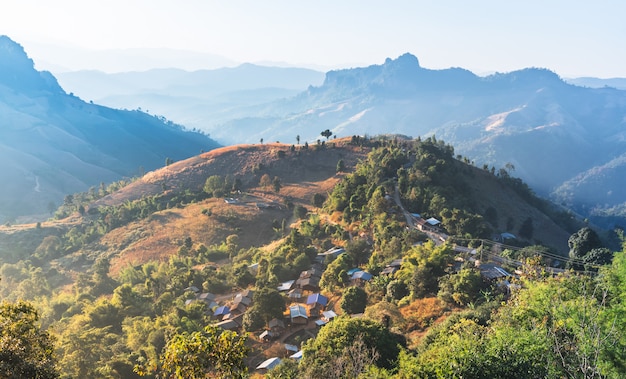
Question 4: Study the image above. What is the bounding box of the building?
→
[306,293,329,317]
[256,357,281,373]
[350,270,373,284]
[289,304,309,325]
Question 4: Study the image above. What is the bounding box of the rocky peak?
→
[0,35,62,94]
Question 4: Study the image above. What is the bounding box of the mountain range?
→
[0,36,220,222]
[55,53,626,228]
[215,54,626,228]
[4,34,626,229]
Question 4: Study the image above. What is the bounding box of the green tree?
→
[296,135,300,145]
[312,193,326,208]
[321,129,333,140]
[272,177,282,193]
[340,286,367,315]
[293,205,308,220]
[160,325,249,379]
[336,159,346,173]
[0,300,59,379]
[568,227,603,270]
[301,316,403,371]
[252,287,286,324]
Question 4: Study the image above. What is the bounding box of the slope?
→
[0,35,220,222]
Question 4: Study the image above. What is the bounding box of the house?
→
[184,286,200,293]
[350,270,373,284]
[346,268,362,276]
[477,262,512,280]
[234,293,253,307]
[285,344,299,353]
[239,289,255,300]
[322,310,338,322]
[290,350,303,360]
[299,268,323,280]
[215,319,238,331]
[306,293,328,317]
[296,276,320,292]
[213,305,230,318]
[316,247,345,263]
[426,217,441,227]
[268,318,285,337]
[259,330,271,342]
[381,266,399,276]
[277,280,295,292]
[197,292,216,303]
[288,288,303,300]
[493,232,517,242]
[256,357,281,373]
[289,304,308,325]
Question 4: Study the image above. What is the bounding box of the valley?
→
[1,32,626,378]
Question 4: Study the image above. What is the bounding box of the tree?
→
[519,217,534,240]
[272,177,282,193]
[568,227,603,270]
[0,300,59,379]
[312,193,326,208]
[296,135,300,145]
[336,159,346,173]
[293,205,308,220]
[160,325,249,379]
[321,129,332,140]
[252,287,286,325]
[259,174,272,189]
[341,286,367,314]
[301,316,403,372]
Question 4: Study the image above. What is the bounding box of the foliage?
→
[301,316,404,372]
[437,268,484,306]
[160,325,249,379]
[569,227,604,270]
[0,300,59,379]
[340,286,367,315]
[320,253,353,292]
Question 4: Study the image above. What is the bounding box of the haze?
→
[1,0,625,77]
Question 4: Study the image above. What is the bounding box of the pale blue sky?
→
[1,0,625,77]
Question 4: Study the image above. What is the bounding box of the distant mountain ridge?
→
[0,36,220,222]
[215,54,626,227]
[45,48,626,227]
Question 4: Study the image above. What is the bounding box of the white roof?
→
[256,357,281,370]
[426,217,441,226]
[290,350,303,359]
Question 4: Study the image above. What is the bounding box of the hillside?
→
[0,137,575,274]
[0,136,602,377]
[0,35,220,223]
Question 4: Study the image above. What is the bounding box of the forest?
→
[1,136,624,378]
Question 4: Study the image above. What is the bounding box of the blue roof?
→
[346,268,362,275]
[214,305,230,316]
[351,271,373,281]
[306,293,328,306]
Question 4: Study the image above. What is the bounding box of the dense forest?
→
[1,136,624,378]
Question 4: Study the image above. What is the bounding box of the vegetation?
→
[0,136,621,378]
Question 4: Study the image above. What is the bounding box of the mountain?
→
[215,54,626,227]
[566,77,626,90]
[54,65,325,138]
[0,36,221,222]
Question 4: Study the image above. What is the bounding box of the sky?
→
[1,0,625,77]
